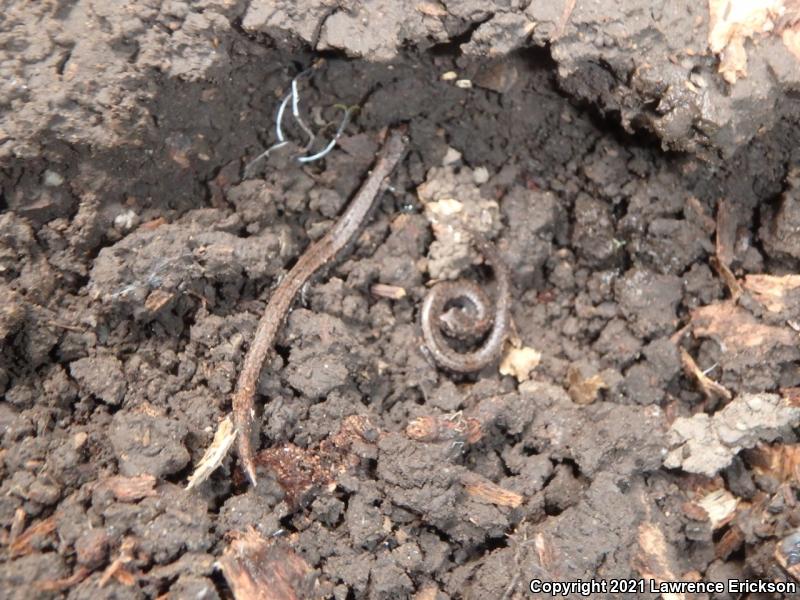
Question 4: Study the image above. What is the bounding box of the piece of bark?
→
[716,525,744,560]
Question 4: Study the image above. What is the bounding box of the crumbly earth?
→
[2,2,800,599]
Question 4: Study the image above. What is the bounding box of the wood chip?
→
[682,501,710,522]
[144,289,174,313]
[696,489,738,529]
[9,507,26,545]
[218,528,316,600]
[709,256,742,301]
[692,301,796,357]
[186,414,236,490]
[716,525,745,560]
[461,473,523,508]
[370,283,407,300]
[406,414,482,444]
[710,198,742,298]
[533,532,556,573]
[256,415,377,506]
[708,0,785,83]
[139,217,166,231]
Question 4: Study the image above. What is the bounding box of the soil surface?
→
[2,2,800,600]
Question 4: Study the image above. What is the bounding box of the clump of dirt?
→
[3,2,800,599]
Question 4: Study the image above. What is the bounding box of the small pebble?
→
[43,170,64,187]
[441,147,462,166]
[114,210,139,232]
[472,167,490,184]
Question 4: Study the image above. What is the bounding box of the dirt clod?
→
[109,412,190,479]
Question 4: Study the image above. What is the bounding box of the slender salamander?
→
[420,234,511,373]
[233,129,407,486]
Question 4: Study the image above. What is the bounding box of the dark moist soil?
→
[3,4,800,600]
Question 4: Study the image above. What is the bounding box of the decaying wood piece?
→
[691,301,798,364]
[566,365,607,405]
[716,525,745,560]
[370,283,407,300]
[460,472,523,508]
[746,442,800,483]
[632,521,686,600]
[708,0,799,83]
[695,489,738,530]
[499,346,541,383]
[218,528,316,600]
